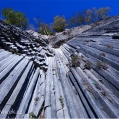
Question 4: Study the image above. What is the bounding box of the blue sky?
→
[0,0,119,26]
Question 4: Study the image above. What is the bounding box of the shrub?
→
[34,18,53,35]
[71,55,81,67]
[107,45,113,49]
[52,15,66,32]
[29,112,36,119]
[99,52,106,57]
[2,8,28,29]
[10,49,15,54]
[39,23,53,35]
[84,61,91,69]
[59,96,64,108]
[68,7,111,27]
[34,97,39,101]
[96,61,108,70]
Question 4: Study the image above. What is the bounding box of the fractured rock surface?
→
[0,16,119,118]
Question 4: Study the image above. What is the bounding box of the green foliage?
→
[10,49,15,54]
[29,112,36,119]
[34,18,53,35]
[52,15,66,32]
[2,8,28,29]
[40,22,53,35]
[71,55,80,67]
[71,55,79,63]
[92,81,97,85]
[2,8,14,22]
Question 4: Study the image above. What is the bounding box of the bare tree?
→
[68,7,111,27]
[34,18,53,35]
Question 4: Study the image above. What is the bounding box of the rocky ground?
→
[0,15,119,118]
[49,25,91,48]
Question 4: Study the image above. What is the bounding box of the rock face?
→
[0,15,119,119]
[65,15,119,118]
[49,25,91,48]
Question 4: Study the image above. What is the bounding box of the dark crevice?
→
[69,70,98,118]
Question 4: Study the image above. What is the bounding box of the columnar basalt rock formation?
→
[0,15,119,118]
